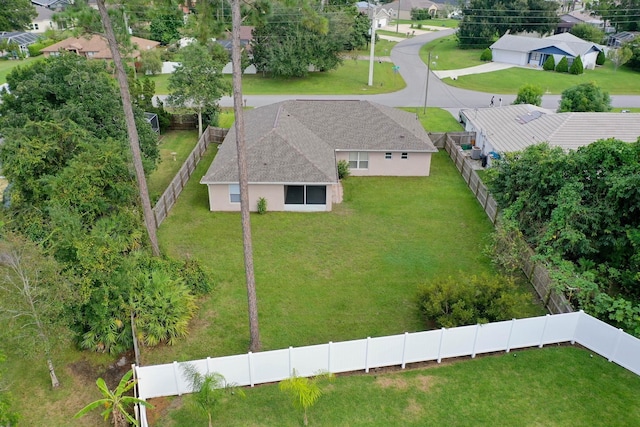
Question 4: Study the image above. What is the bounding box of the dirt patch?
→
[147,396,184,426]
[404,398,425,418]
[68,350,135,389]
[414,375,436,392]
[376,375,409,390]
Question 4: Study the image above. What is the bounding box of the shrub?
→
[569,56,584,74]
[257,197,267,214]
[542,55,555,71]
[480,48,492,61]
[337,160,350,179]
[513,84,544,106]
[596,50,605,65]
[416,274,530,328]
[556,56,569,72]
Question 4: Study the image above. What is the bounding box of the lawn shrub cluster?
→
[480,48,492,61]
[337,160,350,179]
[556,56,569,72]
[569,56,584,75]
[543,55,555,71]
[417,274,530,328]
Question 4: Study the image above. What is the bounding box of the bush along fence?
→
[152,126,228,227]
[441,134,573,314]
[133,311,640,426]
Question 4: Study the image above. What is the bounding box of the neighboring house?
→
[556,9,606,34]
[0,32,40,57]
[490,32,604,70]
[41,35,160,60]
[31,0,72,10]
[385,0,443,20]
[356,3,393,28]
[459,104,640,165]
[607,31,639,47]
[216,26,254,53]
[200,100,438,212]
[28,5,58,33]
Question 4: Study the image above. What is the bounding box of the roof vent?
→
[399,135,405,139]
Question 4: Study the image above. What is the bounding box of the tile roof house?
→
[490,32,604,70]
[40,35,160,60]
[201,100,438,212]
[0,32,40,57]
[459,104,640,165]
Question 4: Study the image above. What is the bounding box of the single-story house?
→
[356,3,394,28]
[200,100,438,212]
[490,32,604,70]
[385,0,443,20]
[0,32,40,57]
[459,104,640,165]
[41,35,160,60]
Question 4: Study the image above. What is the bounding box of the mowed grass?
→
[154,346,640,426]
[443,60,640,95]
[147,130,199,202]
[0,57,43,84]
[150,60,405,95]
[147,147,543,364]
[400,107,463,132]
[420,35,484,70]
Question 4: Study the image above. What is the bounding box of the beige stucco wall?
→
[336,151,432,176]
[206,184,335,212]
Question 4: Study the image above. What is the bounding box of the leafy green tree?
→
[627,42,640,70]
[0,233,78,389]
[607,46,633,71]
[168,41,231,136]
[569,23,604,43]
[150,11,183,45]
[417,274,530,328]
[543,55,555,71]
[0,0,36,30]
[569,55,584,74]
[139,49,163,75]
[593,0,640,32]
[556,56,569,72]
[457,0,559,49]
[558,82,611,112]
[411,8,432,21]
[344,11,370,51]
[181,364,244,427]
[513,84,543,106]
[0,353,20,426]
[75,370,152,427]
[279,369,335,426]
[596,50,605,65]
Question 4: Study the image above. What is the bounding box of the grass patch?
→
[154,346,640,426]
[394,19,460,28]
[0,57,43,84]
[399,107,463,132]
[419,35,484,70]
[151,60,405,95]
[349,39,396,57]
[443,61,640,95]
[147,147,544,364]
[148,130,199,203]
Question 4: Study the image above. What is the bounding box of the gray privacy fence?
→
[152,127,228,227]
[134,311,640,426]
[441,134,572,314]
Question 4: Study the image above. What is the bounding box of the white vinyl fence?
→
[135,311,640,426]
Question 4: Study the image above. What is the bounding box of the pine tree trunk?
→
[96,0,161,257]
[231,0,261,352]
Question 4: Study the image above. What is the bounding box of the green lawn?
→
[0,56,43,84]
[151,60,406,95]
[442,60,640,95]
[349,39,396,58]
[419,35,484,70]
[154,346,640,426]
[400,107,463,132]
[148,130,199,203]
[393,18,460,29]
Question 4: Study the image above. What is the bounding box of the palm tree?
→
[279,370,335,426]
[74,370,152,427]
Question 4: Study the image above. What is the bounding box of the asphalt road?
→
[178,29,640,114]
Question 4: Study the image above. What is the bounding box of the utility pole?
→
[423,51,431,114]
[396,0,400,34]
[368,4,377,86]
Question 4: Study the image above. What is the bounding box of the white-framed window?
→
[401,152,408,159]
[530,52,542,61]
[229,184,240,203]
[349,152,369,169]
[385,152,392,159]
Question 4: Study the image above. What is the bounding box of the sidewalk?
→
[432,62,516,79]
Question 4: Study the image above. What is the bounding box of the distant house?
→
[200,100,438,212]
[41,35,160,60]
[216,26,254,53]
[28,6,59,33]
[31,0,72,10]
[356,3,393,28]
[490,32,604,70]
[385,0,443,20]
[459,104,640,165]
[557,10,607,34]
[607,31,639,48]
[0,32,40,57]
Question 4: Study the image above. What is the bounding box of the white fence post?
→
[401,332,408,369]
[248,352,254,387]
[437,328,445,363]
[365,337,371,373]
[471,324,480,358]
[206,357,211,375]
[539,314,550,348]
[506,319,516,353]
[609,328,624,362]
[289,346,293,376]
[173,361,182,396]
[328,341,332,373]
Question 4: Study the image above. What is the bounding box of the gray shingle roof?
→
[490,33,602,57]
[460,105,640,154]
[201,100,437,184]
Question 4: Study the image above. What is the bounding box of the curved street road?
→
[212,29,640,113]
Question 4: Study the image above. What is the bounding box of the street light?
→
[368,4,379,87]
